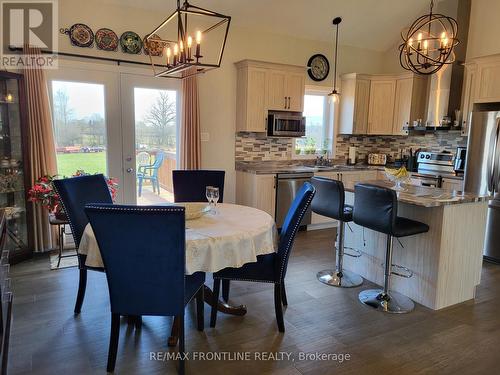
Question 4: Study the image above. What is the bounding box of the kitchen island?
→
[342,180,490,310]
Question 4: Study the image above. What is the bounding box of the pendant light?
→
[328,17,342,103]
[399,0,459,75]
[146,0,231,79]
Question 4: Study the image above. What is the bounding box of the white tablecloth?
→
[79,203,278,275]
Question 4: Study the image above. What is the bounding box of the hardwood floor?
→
[8,228,500,374]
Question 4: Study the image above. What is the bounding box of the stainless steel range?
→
[414,152,456,188]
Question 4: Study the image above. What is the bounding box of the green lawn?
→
[56,152,107,177]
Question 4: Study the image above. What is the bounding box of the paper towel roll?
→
[348,147,356,164]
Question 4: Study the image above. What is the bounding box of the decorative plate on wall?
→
[120,31,143,54]
[143,33,165,56]
[307,54,330,81]
[60,23,94,48]
[95,28,119,51]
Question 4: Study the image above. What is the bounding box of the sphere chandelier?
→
[399,0,459,75]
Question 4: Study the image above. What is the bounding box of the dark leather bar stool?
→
[311,177,363,288]
[353,183,429,313]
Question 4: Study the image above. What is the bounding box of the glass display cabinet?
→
[0,72,32,263]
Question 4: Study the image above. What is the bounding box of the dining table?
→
[78,202,278,345]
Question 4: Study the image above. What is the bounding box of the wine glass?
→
[205,186,214,208]
[211,187,220,214]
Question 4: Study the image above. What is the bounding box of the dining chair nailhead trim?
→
[85,205,185,213]
[213,276,275,284]
[278,194,314,281]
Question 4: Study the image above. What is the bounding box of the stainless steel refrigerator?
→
[464,110,500,263]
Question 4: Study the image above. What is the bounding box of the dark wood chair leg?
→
[179,313,185,375]
[107,313,120,372]
[274,284,285,332]
[222,279,230,302]
[196,287,204,331]
[168,316,180,347]
[74,268,87,315]
[281,283,288,306]
[210,278,221,328]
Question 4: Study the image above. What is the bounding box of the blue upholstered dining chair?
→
[84,204,205,374]
[172,169,225,203]
[210,182,316,332]
[172,169,229,300]
[53,174,112,314]
[137,151,165,197]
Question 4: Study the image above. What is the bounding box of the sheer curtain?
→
[23,46,57,251]
[180,69,201,169]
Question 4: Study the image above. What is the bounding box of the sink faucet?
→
[315,156,330,166]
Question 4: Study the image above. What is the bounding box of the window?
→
[51,81,107,177]
[294,91,333,158]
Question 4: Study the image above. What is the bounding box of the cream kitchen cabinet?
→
[442,178,463,192]
[236,65,268,132]
[392,75,427,135]
[236,60,306,132]
[368,79,396,135]
[236,171,276,218]
[266,70,305,111]
[461,63,477,136]
[266,70,287,111]
[339,74,371,134]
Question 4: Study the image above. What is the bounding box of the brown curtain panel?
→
[23,46,58,251]
[180,69,201,169]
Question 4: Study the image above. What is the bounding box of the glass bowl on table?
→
[384,166,411,191]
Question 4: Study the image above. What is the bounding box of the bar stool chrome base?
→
[358,289,414,314]
[317,269,363,288]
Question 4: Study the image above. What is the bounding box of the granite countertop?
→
[235,162,465,181]
[342,180,489,207]
[236,162,383,174]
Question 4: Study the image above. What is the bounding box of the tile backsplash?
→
[336,133,468,161]
[235,132,293,161]
[235,132,468,163]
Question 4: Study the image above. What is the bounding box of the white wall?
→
[57,0,387,202]
[467,0,500,60]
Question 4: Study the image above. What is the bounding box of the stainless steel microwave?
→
[267,110,306,137]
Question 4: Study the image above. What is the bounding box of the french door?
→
[46,66,181,204]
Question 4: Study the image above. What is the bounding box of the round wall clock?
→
[307,54,330,81]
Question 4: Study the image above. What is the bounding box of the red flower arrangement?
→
[28,171,119,217]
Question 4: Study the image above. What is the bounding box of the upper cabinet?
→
[368,79,396,135]
[236,60,306,132]
[392,76,427,135]
[461,54,500,136]
[339,72,427,136]
[339,74,370,134]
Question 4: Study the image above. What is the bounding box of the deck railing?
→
[157,151,176,193]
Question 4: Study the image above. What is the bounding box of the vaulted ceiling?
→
[101,0,444,51]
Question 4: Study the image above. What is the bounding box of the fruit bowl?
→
[384,167,410,191]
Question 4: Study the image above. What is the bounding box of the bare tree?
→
[143,91,176,147]
[53,89,75,145]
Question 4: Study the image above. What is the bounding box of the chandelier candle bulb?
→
[187,35,192,60]
[166,46,171,66]
[196,30,202,59]
[173,43,179,65]
[180,40,185,63]
[417,32,422,50]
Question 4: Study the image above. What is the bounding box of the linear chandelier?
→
[399,0,459,75]
[146,0,231,79]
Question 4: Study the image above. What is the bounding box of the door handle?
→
[284,97,287,109]
[287,97,291,109]
[487,118,500,193]
[126,168,134,173]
